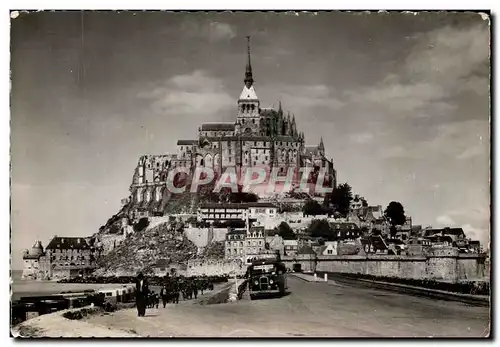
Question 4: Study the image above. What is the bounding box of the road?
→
[85,275,490,337]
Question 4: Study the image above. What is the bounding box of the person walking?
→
[160,285,168,308]
[135,273,148,317]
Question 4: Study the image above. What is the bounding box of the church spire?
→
[244,36,254,88]
[278,100,283,114]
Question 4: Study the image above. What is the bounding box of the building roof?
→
[305,145,319,153]
[360,235,388,250]
[227,229,247,235]
[177,140,197,145]
[200,123,235,131]
[260,108,278,117]
[46,237,91,250]
[239,85,258,100]
[424,228,465,237]
[297,245,316,255]
[275,136,298,142]
[316,245,328,255]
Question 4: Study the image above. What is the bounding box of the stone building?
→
[22,237,97,280]
[225,229,247,260]
[125,37,337,218]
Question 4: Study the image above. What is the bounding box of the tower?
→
[319,137,325,156]
[236,36,260,136]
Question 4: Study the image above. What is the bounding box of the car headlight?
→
[254,280,259,285]
[269,279,274,284]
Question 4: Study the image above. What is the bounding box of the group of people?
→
[134,273,217,317]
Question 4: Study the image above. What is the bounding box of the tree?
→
[306,219,332,240]
[384,201,406,238]
[276,222,296,240]
[329,183,353,217]
[133,217,150,233]
[108,223,121,234]
[302,199,324,216]
[362,198,368,208]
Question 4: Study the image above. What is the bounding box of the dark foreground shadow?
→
[250,291,291,301]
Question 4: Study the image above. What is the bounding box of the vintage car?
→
[246,258,287,300]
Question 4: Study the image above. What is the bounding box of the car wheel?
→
[250,294,256,301]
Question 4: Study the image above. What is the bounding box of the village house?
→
[315,242,338,256]
[283,239,299,256]
[197,202,278,226]
[329,222,362,240]
[224,228,247,260]
[22,236,97,280]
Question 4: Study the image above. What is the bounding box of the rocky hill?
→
[94,222,198,276]
[200,241,225,259]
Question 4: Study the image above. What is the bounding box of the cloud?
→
[436,215,455,226]
[349,132,374,144]
[405,23,490,87]
[378,119,489,160]
[280,84,345,113]
[344,23,490,118]
[138,70,233,116]
[181,21,236,42]
[379,145,412,159]
[439,207,490,245]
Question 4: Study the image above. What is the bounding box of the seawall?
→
[282,250,487,283]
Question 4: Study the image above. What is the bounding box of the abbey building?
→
[126,37,337,219]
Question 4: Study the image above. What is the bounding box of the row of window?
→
[225,240,263,247]
[51,249,89,254]
[227,248,245,255]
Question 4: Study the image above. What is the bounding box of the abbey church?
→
[126,37,337,219]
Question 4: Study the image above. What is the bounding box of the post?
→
[324,273,328,282]
[313,273,317,282]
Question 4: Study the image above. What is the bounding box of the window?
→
[254,141,257,146]
[327,250,333,255]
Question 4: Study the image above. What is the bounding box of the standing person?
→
[192,280,199,300]
[135,273,148,317]
[160,285,168,308]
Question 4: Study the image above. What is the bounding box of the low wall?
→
[186,259,246,277]
[282,252,487,283]
[197,282,235,305]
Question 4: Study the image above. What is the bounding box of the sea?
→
[10,270,126,302]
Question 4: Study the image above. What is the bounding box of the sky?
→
[10,11,490,269]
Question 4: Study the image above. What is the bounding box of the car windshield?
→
[248,262,285,276]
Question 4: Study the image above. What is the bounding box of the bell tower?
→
[236,36,260,136]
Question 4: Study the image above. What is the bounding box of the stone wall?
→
[184,228,229,248]
[186,259,245,277]
[282,251,487,283]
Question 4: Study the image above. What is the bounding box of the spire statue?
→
[244,36,254,88]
